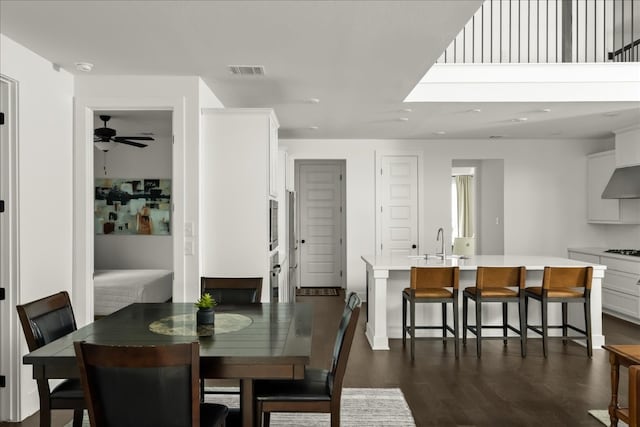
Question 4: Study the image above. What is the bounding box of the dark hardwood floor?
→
[4,292,639,426]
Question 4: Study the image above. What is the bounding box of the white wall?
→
[282,137,610,297]
[0,34,74,421]
[74,76,223,315]
[93,132,173,270]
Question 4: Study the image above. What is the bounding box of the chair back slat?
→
[16,291,77,352]
[200,277,262,304]
[476,266,526,290]
[410,267,459,289]
[542,266,593,290]
[74,342,201,427]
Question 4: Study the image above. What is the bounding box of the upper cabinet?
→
[587,150,640,224]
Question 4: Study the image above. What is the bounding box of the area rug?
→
[296,287,340,296]
[588,409,628,426]
[67,387,415,426]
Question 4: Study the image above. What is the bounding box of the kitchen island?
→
[362,254,606,351]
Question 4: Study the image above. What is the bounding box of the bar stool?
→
[462,266,527,358]
[402,266,459,360]
[525,266,593,358]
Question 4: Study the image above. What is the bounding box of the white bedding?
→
[94,269,173,316]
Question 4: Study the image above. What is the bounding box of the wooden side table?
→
[603,345,640,427]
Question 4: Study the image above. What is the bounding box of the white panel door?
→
[298,161,343,288]
[379,156,419,257]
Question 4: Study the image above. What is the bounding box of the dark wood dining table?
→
[23,302,313,427]
[602,344,640,427]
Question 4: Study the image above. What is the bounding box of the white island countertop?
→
[361,254,607,270]
[361,254,606,351]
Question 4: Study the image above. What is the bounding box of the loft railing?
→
[437,0,639,64]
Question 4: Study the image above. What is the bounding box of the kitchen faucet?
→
[436,227,445,260]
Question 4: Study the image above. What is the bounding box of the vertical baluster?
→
[537,0,540,62]
[519,0,521,62]
[528,0,531,62]
[576,0,579,62]
[491,0,494,62]
[500,0,503,63]
[593,0,596,62]
[632,0,635,61]
[622,0,625,62]
[556,0,558,62]
[546,0,549,62]
[482,3,485,62]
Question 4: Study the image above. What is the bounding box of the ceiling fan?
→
[94,115,154,151]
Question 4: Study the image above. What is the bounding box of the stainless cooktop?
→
[605,249,640,257]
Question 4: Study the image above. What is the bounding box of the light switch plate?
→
[185,222,194,237]
[184,240,194,255]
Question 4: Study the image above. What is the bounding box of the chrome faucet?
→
[436,227,445,259]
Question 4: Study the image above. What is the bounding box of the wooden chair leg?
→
[502,302,508,345]
[402,295,407,347]
[561,302,568,345]
[330,401,340,427]
[519,296,527,357]
[541,298,548,358]
[453,299,460,359]
[585,299,593,358]
[72,409,84,427]
[442,302,447,345]
[475,298,482,358]
[410,298,416,361]
[462,295,468,346]
[264,411,271,427]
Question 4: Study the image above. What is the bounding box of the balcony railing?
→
[437,0,639,64]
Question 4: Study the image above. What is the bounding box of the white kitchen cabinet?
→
[587,151,640,224]
[200,109,279,301]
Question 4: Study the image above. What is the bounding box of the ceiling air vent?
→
[228,65,265,76]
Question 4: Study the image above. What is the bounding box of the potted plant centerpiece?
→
[195,293,217,336]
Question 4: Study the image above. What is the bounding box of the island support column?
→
[365,264,390,350]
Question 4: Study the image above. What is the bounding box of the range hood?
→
[602,165,640,199]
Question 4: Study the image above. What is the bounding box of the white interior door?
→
[297,161,344,288]
[378,155,419,257]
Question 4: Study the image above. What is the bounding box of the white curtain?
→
[455,175,473,238]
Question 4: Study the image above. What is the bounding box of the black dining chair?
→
[200,276,263,403]
[16,291,85,427]
[74,341,228,427]
[253,292,362,427]
[200,277,263,305]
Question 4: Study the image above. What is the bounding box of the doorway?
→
[92,111,174,313]
[295,160,346,288]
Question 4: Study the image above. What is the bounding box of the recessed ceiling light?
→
[401,108,413,113]
[75,62,94,72]
[512,117,528,122]
[541,108,552,113]
[489,135,503,139]
[604,112,619,117]
[308,125,319,130]
[307,98,320,104]
[434,130,446,135]
[470,108,482,113]
[398,117,409,122]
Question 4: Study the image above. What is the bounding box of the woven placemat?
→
[296,287,340,296]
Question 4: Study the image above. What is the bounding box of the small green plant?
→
[194,293,217,310]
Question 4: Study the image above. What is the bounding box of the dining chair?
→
[16,291,85,427]
[525,266,593,357]
[74,341,228,427]
[253,292,362,427]
[462,266,527,358]
[402,266,460,360]
[200,276,263,402]
[200,277,263,304]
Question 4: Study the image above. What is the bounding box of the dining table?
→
[22,302,313,427]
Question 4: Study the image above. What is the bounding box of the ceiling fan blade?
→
[116,139,148,148]
[114,136,154,141]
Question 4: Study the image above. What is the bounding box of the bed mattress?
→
[94,269,173,316]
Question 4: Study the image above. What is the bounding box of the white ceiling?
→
[1,0,638,140]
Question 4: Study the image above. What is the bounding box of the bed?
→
[94,269,173,316]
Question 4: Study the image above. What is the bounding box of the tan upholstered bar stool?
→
[525,266,593,358]
[402,266,460,360]
[462,266,527,358]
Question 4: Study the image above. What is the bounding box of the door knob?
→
[301,239,306,244]
[412,244,417,249]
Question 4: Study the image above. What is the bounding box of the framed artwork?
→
[95,178,171,235]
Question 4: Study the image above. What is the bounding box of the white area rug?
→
[67,387,416,427]
[588,409,628,426]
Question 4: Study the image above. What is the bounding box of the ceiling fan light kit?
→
[93,115,154,151]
